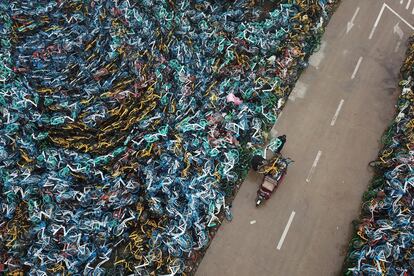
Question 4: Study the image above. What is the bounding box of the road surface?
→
[196,1,414,275]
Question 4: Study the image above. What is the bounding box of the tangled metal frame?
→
[0,0,338,275]
[344,37,414,276]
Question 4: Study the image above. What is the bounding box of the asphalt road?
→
[196,1,414,275]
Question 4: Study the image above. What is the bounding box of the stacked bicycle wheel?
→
[0,0,339,275]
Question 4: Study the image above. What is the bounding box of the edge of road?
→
[190,1,343,274]
[341,35,414,276]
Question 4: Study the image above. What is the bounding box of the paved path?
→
[196,1,414,275]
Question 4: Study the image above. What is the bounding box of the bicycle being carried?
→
[251,135,293,207]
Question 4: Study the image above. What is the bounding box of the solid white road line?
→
[330,99,345,126]
[412,5,414,14]
[401,0,404,4]
[369,3,386,39]
[306,150,322,183]
[370,4,414,39]
[406,0,412,9]
[385,4,414,30]
[277,211,296,250]
[351,57,363,80]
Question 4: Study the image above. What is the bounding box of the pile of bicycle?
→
[344,37,414,275]
[0,0,338,274]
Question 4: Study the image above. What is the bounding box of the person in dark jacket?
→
[275,134,286,154]
[251,154,267,171]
